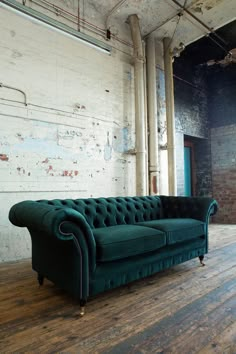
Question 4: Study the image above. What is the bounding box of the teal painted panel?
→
[184,147,192,196]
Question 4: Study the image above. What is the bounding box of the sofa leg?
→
[37,273,44,286]
[80,299,86,316]
[199,255,205,266]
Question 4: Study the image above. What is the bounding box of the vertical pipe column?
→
[156,40,169,195]
[143,42,149,194]
[129,14,147,196]
[163,37,177,195]
[146,34,159,195]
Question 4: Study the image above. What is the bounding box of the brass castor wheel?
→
[79,299,87,316]
[80,306,85,316]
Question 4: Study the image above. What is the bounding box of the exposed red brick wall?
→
[212,169,236,223]
[208,66,236,224]
[211,125,236,224]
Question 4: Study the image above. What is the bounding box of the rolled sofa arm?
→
[9,201,96,272]
[159,196,218,223]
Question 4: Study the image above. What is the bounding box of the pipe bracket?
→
[123,149,137,155]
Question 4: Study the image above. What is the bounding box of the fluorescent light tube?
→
[1,0,112,54]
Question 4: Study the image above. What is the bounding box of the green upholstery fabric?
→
[37,196,162,229]
[9,195,218,303]
[160,196,218,222]
[90,239,206,295]
[93,225,166,262]
[137,218,205,245]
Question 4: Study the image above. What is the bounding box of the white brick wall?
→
[0,4,136,262]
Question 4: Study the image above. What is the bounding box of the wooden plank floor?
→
[0,224,236,353]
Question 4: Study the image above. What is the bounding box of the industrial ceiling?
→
[2,0,235,57]
[178,19,236,65]
[96,0,236,51]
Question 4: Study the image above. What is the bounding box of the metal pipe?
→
[142,41,149,193]
[0,83,27,105]
[105,0,128,29]
[205,34,228,54]
[146,34,159,195]
[173,73,201,90]
[32,0,105,33]
[163,38,177,196]
[144,12,179,39]
[171,0,228,51]
[1,0,111,54]
[129,14,147,196]
[156,41,169,195]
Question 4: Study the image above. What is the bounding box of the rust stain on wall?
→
[0,154,9,161]
[152,176,157,194]
[46,165,53,175]
[62,170,79,177]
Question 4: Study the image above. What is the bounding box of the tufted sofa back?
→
[38,196,162,229]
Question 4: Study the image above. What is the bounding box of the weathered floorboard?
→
[0,224,235,353]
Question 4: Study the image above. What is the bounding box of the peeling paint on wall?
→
[104,132,112,161]
[192,0,224,13]
[74,103,86,111]
[112,127,129,153]
[0,4,135,262]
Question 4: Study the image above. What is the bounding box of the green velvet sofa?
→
[9,195,218,315]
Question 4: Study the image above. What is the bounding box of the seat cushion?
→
[137,218,205,245]
[93,224,166,262]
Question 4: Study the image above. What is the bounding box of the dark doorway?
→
[184,139,195,196]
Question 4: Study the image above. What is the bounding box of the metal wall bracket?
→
[0,82,27,106]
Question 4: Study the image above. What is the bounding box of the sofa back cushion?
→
[37,196,162,229]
